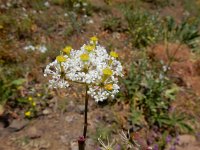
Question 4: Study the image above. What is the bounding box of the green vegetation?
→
[123,56,193,148]
[123,7,161,48]
[103,16,122,32]
[164,17,200,50]
[1,0,200,149]
[119,3,200,49]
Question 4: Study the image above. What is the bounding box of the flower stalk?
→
[83,85,89,138]
[78,85,89,150]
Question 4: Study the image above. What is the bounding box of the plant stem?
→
[78,85,89,150]
[83,85,89,138]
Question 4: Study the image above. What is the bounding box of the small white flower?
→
[37,45,48,53]
[87,19,94,24]
[24,45,35,51]
[83,2,88,6]
[162,65,168,72]
[44,1,50,7]
[64,13,68,17]
[24,44,48,53]
[6,2,11,7]
[74,3,80,8]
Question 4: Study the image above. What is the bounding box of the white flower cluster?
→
[24,44,47,53]
[44,37,123,102]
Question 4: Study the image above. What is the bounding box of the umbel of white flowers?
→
[44,37,123,102]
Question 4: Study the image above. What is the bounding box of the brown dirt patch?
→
[148,43,200,126]
[159,1,185,23]
[149,43,200,94]
[149,43,191,63]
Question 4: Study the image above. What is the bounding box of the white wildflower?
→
[87,19,94,24]
[44,1,50,7]
[37,45,48,53]
[44,37,123,102]
[6,2,11,7]
[24,44,48,53]
[64,13,68,17]
[162,65,168,72]
[83,3,88,6]
[24,45,35,51]
[74,3,80,8]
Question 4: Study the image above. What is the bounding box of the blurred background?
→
[0,0,200,149]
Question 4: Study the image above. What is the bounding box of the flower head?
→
[28,97,33,101]
[44,37,123,102]
[25,111,31,117]
[103,68,113,76]
[104,84,113,91]
[90,36,98,44]
[32,102,36,106]
[56,55,67,62]
[84,45,95,52]
[80,53,89,61]
[110,51,118,58]
[63,46,72,55]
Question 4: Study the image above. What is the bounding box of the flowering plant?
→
[44,36,123,149]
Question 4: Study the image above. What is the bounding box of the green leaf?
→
[165,86,179,100]
[11,78,26,86]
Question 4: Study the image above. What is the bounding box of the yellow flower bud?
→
[104,84,113,91]
[25,111,31,117]
[90,36,98,43]
[84,45,95,52]
[110,51,118,58]
[63,46,72,55]
[28,97,33,101]
[56,55,67,62]
[32,102,36,106]
[80,54,89,61]
[103,68,113,76]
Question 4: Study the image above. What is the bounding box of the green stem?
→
[164,24,182,73]
[166,43,182,69]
